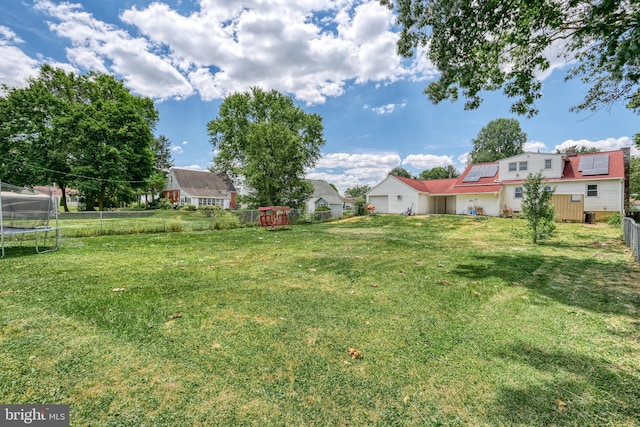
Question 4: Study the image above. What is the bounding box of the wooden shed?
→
[551,194,584,222]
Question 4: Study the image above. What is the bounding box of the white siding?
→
[456,194,501,216]
[367,177,421,214]
[417,193,429,214]
[504,179,624,213]
[498,153,563,181]
[164,171,180,192]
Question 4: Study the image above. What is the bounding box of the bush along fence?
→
[623,216,640,263]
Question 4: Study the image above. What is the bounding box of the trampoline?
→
[1,181,59,258]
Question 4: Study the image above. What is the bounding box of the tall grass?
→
[1,215,638,425]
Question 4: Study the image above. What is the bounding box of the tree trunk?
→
[59,185,70,212]
[98,184,106,211]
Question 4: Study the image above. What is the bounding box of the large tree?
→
[418,165,459,180]
[207,87,325,209]
[68,73,158,210]
[0,65,78,210]
[382,0,640,118]
[469,118,526,164]
[0,65,158,210]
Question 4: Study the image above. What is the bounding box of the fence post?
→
[635,222,640,263]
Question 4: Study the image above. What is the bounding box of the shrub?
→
[607,212,622,226]
[314,206,331,221]
[183,204,197,211]
[213,212,241,230]
[199,205,222,217]
[148,198,172,210]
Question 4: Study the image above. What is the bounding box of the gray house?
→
[306,179,344,218]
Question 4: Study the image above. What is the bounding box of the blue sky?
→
[1,0,638,194]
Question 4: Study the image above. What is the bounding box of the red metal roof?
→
[393,175,432,192]
[560,150,625,180]
[392,175,500,195]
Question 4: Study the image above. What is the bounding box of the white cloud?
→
[20,0,418,105]
[364,101,407,115]
[524,140,548,153]
[407,44,440,81]
[0,26,40,89]
[402,154,453,170]
[34,0,193,100]
[457,152,470,166]
[555,137,638,156]
[171,145,184,154]
[175,164,206,171]
[309,152,401,193]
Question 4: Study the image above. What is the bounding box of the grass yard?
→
[1,214,639,426]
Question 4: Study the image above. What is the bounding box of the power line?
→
[0,157,151,184]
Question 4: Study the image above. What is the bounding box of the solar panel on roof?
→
[578,156,592,172]
[484,164,498,177]
[580,154,609,176]
[462,164,498,182]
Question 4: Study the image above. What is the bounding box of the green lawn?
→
[1,215,639,426]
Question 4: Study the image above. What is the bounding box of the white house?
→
[367,148,630,222]
[163,168,237,209]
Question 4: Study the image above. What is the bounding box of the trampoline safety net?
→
[0,181,60,258]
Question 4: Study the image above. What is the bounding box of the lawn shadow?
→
[452,252,640,318]
[487,341,640,426]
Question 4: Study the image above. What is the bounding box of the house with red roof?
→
[366,148,630,222]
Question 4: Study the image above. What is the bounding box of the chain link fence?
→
[58,208,356,237]
[623,216,640,263]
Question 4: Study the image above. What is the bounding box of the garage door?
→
[368,195,389,214]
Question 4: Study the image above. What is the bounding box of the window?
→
[515,187,523,198]
[587,184,598,197]
[544,186,553,192]
[508,162,517,172]
[544,159,552,169]
[198,198,224,206]
[519,161,528,171]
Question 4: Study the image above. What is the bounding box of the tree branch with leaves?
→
[382,0,640,120]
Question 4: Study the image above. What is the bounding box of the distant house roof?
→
[309,179,344,205]
[172,168,236,198]
[33,186,78,197]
